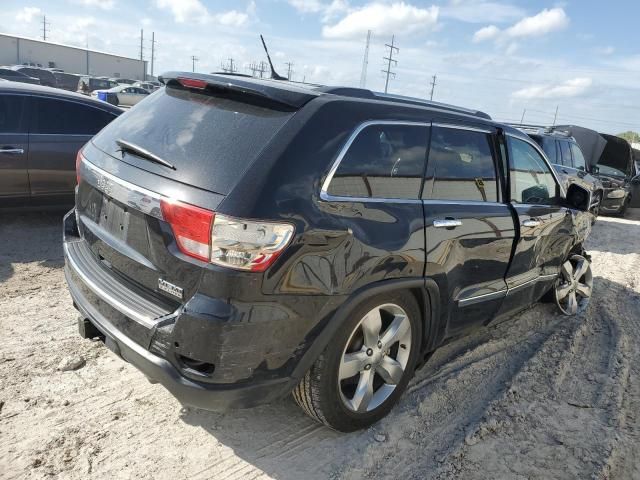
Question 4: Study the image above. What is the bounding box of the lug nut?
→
[364,364,371,370]
[366,348,373,356]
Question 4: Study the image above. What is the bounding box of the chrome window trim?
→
[432,123,493,134]
[80,156,165,220]
[505,132,567,198]
[458,289,507,307]
[422,199,506,207]
[319,120,430,202]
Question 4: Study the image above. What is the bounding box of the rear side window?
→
[559,140,573,167]
[508,136,558,205]
[537,136,558,164]
[0,95,27,133]
[570,143,586,170]
[424,126,498,202]
[31,97,117,135]
[326,123,428,199]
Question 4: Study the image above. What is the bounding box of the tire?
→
[293,291,422,432]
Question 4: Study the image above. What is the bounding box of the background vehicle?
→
[109,77,136,85]
[631,148,640,208]
[77,76,119,94]
[133,81,160,91]
[514,124,604,220]
[92,85,150,106]
[0,82,121,208]
[10,66,57,87]
[558,125,635,216]
[52,71,83,92]
[65,73,592,432]
[0,67,40,84]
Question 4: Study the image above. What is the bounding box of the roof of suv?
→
[0,81,123,112]
[159,71,492,120]
[507,123,575,141]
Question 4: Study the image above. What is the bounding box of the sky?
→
[1,0,639,134]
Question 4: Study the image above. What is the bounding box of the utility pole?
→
[520,108,526,123]
[191,55,198,72]
[150,32,156,77]
[360,30,371,88]
[221,58,237,73]
[382,35,398,94]
[259,61,267,78]
[429,74,437,101]
[553,105,559,125]
[284,62,294,80]
[42,15,50,41]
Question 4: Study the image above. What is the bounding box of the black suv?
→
[64,73,593,431]
[514,125,604,220]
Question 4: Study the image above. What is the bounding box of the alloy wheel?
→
[338,303,412,413]
[555,254,593,315]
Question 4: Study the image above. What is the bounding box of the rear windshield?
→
[91,85,294,195]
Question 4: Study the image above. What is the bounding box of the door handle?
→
[522,219,541,227]
[0,147,24,155]
[433,218,463,228]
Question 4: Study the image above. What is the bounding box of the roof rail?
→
[506,122,571,137]
[373,92,492,119]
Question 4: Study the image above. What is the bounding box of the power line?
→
[381,35,398,94]
[191,55,198,72]
[429,74,437,101]
[284,61,294,80]
[360,30,371,88]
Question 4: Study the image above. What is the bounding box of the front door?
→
[498,134,574,318]
[0,94,30,202]
[422,124,514,336]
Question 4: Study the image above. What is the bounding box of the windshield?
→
[597,164,626,178]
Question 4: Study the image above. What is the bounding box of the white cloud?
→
[288,0,325,13]
[472,25,499,43]
[16,7,41,23]
[156,0,208,23]
[441,0,524,23]
[512,77,592,100]
[288,0,349,21]
[505,7,568,38]
[71,0,115,10]
[473,7,568,48]
[595,46,615,56]
[322,2,439,39]
[213,10,249,27]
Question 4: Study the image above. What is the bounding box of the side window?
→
[559,140,573,167]
[424,126,499,202]
[32,97,117,135]
[0,95,27,133]
[541,137,558,164]
[508,136,559,205]
[570,143,586,171]
[326,124,428,199]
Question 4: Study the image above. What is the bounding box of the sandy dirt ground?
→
[1,209,639,480]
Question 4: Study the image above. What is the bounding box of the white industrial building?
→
[0,33,147,80]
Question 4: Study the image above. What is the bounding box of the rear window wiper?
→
[115,139,176,170]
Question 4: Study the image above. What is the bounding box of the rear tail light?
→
[210,215,294,272]
[177,77,207,90]
[160,199,214,262]
[160,201,294,271]
[76,150,83,184]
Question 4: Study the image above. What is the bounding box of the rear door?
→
[498,134,574,317]
[422,123,514,335]
[0,93,30,201]
[29,95,118,199]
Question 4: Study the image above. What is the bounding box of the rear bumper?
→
[63,209,295,410]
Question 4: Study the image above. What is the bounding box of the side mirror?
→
[565,184,591,211]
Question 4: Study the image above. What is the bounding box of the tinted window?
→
[92,86,294,195]
[32,97,117,135]
[559,140,573,167]
[533,136,558,164]
[425,127,498,202]
[570,142,586,170]
[0,95,26,133]
[508,136,558,205]
[327,124,428,199]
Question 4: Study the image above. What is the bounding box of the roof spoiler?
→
[158,71,318,109]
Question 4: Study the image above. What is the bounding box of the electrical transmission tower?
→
[221,58,237,73]
[191,55,198,72]
[381,35,398,94]
[42,15,50,41]
[429,75,437,100]
[284,62,294,80]
[360,30,371,88]
[248,61,267,78]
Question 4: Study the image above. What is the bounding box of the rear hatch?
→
[76,73,313,310]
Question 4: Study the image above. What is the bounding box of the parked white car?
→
[92,85,150,107]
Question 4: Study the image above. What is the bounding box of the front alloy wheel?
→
[555,254,593,315]
[293,292,421,432]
